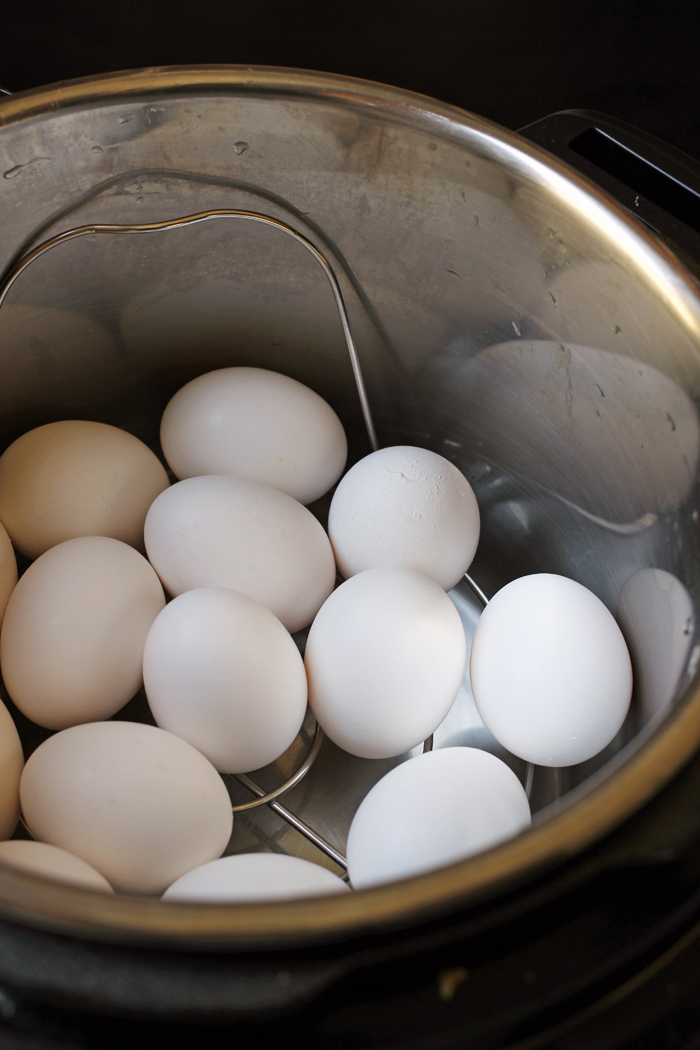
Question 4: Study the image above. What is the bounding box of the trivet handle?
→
[520,110,700,273]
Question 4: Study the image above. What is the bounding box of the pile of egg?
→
[0,367,633,901]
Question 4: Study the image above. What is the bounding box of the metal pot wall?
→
[1,68,700,1043]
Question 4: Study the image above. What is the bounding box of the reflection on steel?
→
[0,209,379,452]
[525,763,535,800]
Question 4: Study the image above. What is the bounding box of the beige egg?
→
[0,700,23,839]
[0,420,170,559]
[0,305,119,416]
[0,522,17,628]
[0,840,114,893]
[0,536,165,730]
[20,721,233,896]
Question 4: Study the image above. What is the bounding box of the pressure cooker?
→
[1,67,700,1048]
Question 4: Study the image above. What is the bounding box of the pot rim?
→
[2,64,700,951]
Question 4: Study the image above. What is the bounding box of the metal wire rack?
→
[0,206,514,879]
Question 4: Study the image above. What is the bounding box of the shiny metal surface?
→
[229,721,324,814]
[0,67,700,947]
[0,208,379,452]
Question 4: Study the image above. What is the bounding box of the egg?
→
[162,853,350,903]
[0,699,23,840]
[0,840,114,893]
[0,420,170,559]
[1,537,165,730]
[328,445,480,590]
[160,367,348,504]
[469,573,633,766]
[346,747,531,889]
[305,568,467,758]
[143,588,308,773]
[20,722,233,895]
[144,475,336,633]
[0,523,17,628]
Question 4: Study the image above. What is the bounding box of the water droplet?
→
[428,142,437,151]
[233,141,249,155]
[613,324,621,334]
[3,156,50,179]
[92,145,104,154]
[512,321,522,336]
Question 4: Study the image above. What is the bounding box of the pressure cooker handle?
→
[519,110,700,271]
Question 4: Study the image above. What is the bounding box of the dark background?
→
[2,0,700,158]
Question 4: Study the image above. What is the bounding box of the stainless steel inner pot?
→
[0,67,699,950]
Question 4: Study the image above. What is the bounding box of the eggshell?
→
[346,747,531,889]
[160,367,348,504]
[0,699,23,839]
[0,523,17,629]
[163,853,349,903]
[0,840,114,893]
[470,573,633,766]
[20,722,233,895]
[143,588,308,773]
[305,568,467,759]
[1,537,166,730]
[328,446,480,590]
[144,475,336,633]
[0,420,170,559]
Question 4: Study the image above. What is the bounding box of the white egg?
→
[20,722,233,895]
[470,574,633,766]
[143,588,308,773]
[347,747,531,889]
[144,475,336,633]
[305,568,467,759]
[162,853,349,903]
[0,420,170,559]
[160,367,348,504]
[0,840,114,894]
[328,446,480,590]
[0,699,23,840]
[0,537,166,730]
